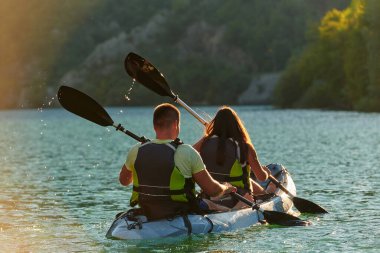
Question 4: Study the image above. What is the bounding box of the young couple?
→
[119,103,269,220]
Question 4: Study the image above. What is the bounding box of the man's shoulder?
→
[175,143,205,174]
[131,142,143,149]
[128,142,142,154]
[175,143,201,160]
[176,143,197,152]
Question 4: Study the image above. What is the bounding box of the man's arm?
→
[119,164,133,186]
[193,169,235,197]
[119,143,140,186]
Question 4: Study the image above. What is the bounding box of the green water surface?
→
[0,106,379,252]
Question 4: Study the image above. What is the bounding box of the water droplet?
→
[125,82,134,102]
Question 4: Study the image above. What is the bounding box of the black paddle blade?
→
[124,52,176,98]
[263,210,311,226]
[57,86,114,127]
[292,197,328,214]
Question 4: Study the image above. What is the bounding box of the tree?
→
[275,0,380,111]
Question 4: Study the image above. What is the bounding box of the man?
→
[119,103,236,220]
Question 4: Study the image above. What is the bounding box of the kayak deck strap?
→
[204,216,214,233]
[182,215,192,235]
[125,217,143,230]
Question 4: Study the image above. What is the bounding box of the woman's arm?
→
[247,143,268,182]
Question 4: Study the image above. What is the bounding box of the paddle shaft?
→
[230,192,255,206]
[230,192,272,219]
[268,175,295,198]
[113,124,148,143]
[174,97,208,126]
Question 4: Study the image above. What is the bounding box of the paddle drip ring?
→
[115,124,124,132]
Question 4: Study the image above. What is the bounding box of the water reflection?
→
[0,108,379,252]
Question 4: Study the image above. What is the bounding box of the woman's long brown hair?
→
[203,106,252,165]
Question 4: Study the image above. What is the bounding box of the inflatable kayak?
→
[106,164,296,240]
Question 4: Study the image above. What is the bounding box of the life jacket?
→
[130,139,196,220]
[200,136,252,192]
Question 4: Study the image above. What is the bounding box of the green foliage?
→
[168,56,251,104]
[275,0,380,111]
[0,0,349,108]
[359,0,380,111]
[127,0,348,106]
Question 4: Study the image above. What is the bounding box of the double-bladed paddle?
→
[125,52,208,126]
[124,52,328,214]
[57,85,148,143]
[56,85,308,226]
[231,192,310,226]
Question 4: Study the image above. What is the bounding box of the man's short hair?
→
[153,103,180,128]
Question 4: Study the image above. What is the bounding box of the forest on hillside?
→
[275,0,380,112]
[1,0,363,110]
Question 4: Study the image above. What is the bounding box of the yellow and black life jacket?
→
[130,140,196,220]
[200,136,252,192]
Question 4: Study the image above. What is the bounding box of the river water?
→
[0,106,379,252]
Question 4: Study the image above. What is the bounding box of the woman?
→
[194,106,269,210]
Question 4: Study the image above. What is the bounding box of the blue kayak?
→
[106,164,296,240]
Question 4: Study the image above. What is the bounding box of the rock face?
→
[238,72,281,105]
[59,12,167,87]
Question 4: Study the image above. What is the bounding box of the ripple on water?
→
[0,108,380,252]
